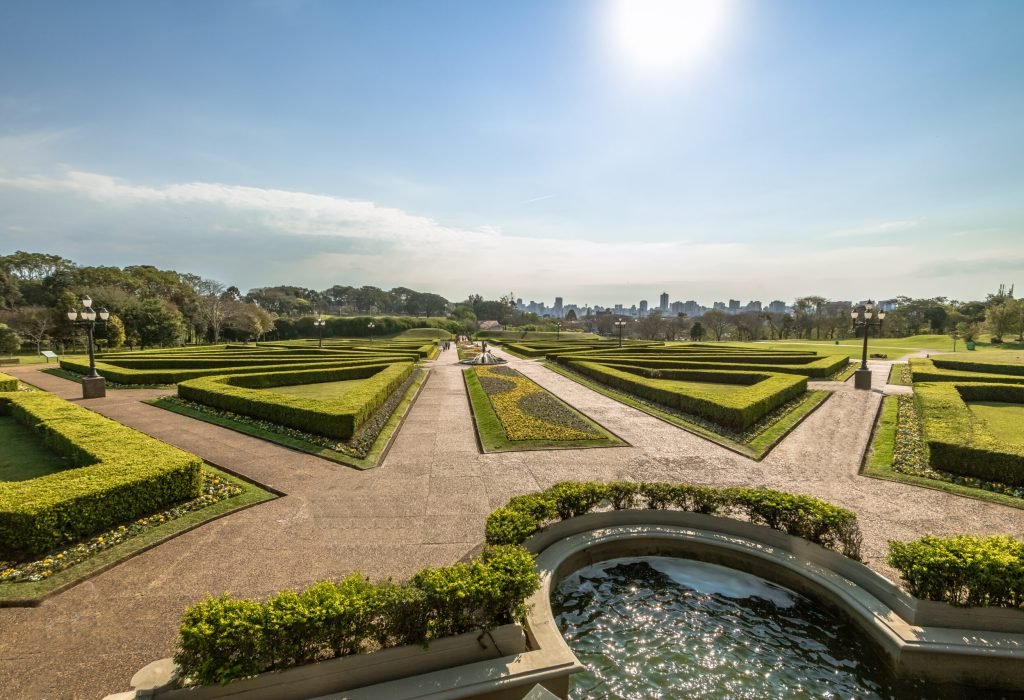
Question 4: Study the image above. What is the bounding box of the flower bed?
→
[475,365,601,441]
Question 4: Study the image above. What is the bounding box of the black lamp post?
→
[851,303,886,390]
[67,294,110,398]
[367,321,375,341]
[556,322,562,341]
[314,316,326,349]
[614,318,627,348]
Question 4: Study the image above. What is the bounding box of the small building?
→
[478,320,503,331]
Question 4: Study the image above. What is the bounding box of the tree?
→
[701,309,731,341]
[0,323,20,356]
[103,314,126,349]
[690,322,705,341]
[122,299,185,349]
[986,299,1019,343]
[2,306,53,353]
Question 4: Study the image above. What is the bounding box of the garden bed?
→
[464,366,626,452]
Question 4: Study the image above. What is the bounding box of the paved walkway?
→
[2,354,1024,699]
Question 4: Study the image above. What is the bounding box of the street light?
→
[67,294,110,399]
[614,318,627,348]
[851,303,886,390]
[556,322,562,341]
[367,321,375,342]
[313,316,326,349]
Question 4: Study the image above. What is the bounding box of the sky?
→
[0,0,1022,307]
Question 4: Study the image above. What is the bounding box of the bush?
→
[0,392,203,556]
[174,545,539,686]
[909,359,1024,385]
[178,362,414,439]
[888,534,1024,608]
[482,481,862,560]
[0,372,17,392]
[914,381,1024,485]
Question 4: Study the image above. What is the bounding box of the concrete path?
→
[2,353,1024,699]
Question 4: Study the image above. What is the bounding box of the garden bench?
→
[869,353,888,359]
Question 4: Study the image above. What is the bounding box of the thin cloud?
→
[823,220,921,239]
[523,194,555,204]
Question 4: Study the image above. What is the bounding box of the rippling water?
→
[554,557,903,699]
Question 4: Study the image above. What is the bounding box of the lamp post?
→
[313,316,326,349]
[367,321,375,342]
[555,322,562,341]
[67,294,110,399]
[614,318,627,348]
[851,303,886,390]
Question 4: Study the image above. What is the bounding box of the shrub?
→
[888,534,1024,608]
[174,545,539,686]
[178,362,414,439]
[482,481,862,560]
[0,392,203,556]
[0,372,17,392]
[909,358,1024,385]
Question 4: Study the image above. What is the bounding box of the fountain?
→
[459,339,508,365]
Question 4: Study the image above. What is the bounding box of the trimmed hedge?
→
[0,372,17,392]
[484,481,862,560]
[932,357,1024,377]
[0,392,203,556]
[914,381,1024,485]
[888,534,1024,608]
[909,358,1024,385]
[174,545,539,686]
[178,362,415,439]
[565,360,806,431]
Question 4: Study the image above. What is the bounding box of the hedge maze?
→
[0,389,203,557]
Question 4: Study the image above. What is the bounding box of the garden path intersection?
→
[2,351,1023,699]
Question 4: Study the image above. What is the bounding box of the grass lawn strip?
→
[464,367,625,452]
[0,466,275,604]
[42,366,174,389]
[863,394,1024,509]
[148,369,429,469]
[544,361,828,460]
[887,363,912,386]
[967,402,1024,448]
[832,362,858,382]
[0,415,72,481]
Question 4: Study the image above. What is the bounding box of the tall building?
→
[768,300,787,314]
[683,300,702,316]
[553,297,563,318]
[639,299,648,316]
[745,300,762,313]
[659,292,669,311]
[670,301,684,314]
[728,299,741,314]
[713,301,726,311]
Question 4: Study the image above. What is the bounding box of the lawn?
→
[716,335,1024,361]
[0,416,71,481]
[267,378,367,399]
[967,402,1024,448]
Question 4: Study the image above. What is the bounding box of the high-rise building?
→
[660,292,669,311]
[639,300,648,316]
[728,299,741,314]
[670,301,684,314]
[553,297,563,318]
[713,301,726,311]
[768,300,787,314]
[683,300,702,316]
[745,300,762,313]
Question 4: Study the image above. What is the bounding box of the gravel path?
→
[1,353,1023,699]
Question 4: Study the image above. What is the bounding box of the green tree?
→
[985,299,1019,342]
[689,321,705,341]
[0,323,21,357]
[103,314,127,349]
[123,299,185,349]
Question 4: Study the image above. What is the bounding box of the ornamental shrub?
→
[728,487,862,559]
[174,545,539,687]
[0,372,17,392]
[547,481,607,519]
[888,534,1024,608]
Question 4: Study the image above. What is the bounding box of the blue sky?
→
[1,0,1021,306]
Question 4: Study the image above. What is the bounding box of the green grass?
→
[833,362,858,382]
[967,402,1024,448]
[463,369,626,452]
[544,361,830,460]
[267,378,367,399]
[715,335,1024,361]
[0,416,72,481]
[0,466,275,605]
[862,396,1024,511]
[148,369,429,469]
[887,364,912,386]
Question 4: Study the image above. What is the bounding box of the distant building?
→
[767,300,787,314]
[683,300,702,316]
[670,301,684,314]
[877,299,899,312]
[744,300,762,313]
[728,299,741,314]
[713,301,726,311]
[553,297,563,318]
[639,299,648,316]
[478,320,503,331]
[660,292,669,311]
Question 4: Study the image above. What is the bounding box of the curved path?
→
[1,352,1022,699]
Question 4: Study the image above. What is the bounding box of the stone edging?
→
[522,510,1024,691]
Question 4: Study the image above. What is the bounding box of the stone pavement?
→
[2,352,1023,699]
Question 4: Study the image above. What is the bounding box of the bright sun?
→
[607,0,733,74]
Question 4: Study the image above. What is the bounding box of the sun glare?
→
[608,0,732,74]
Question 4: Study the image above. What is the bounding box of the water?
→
[554,556,913,699]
